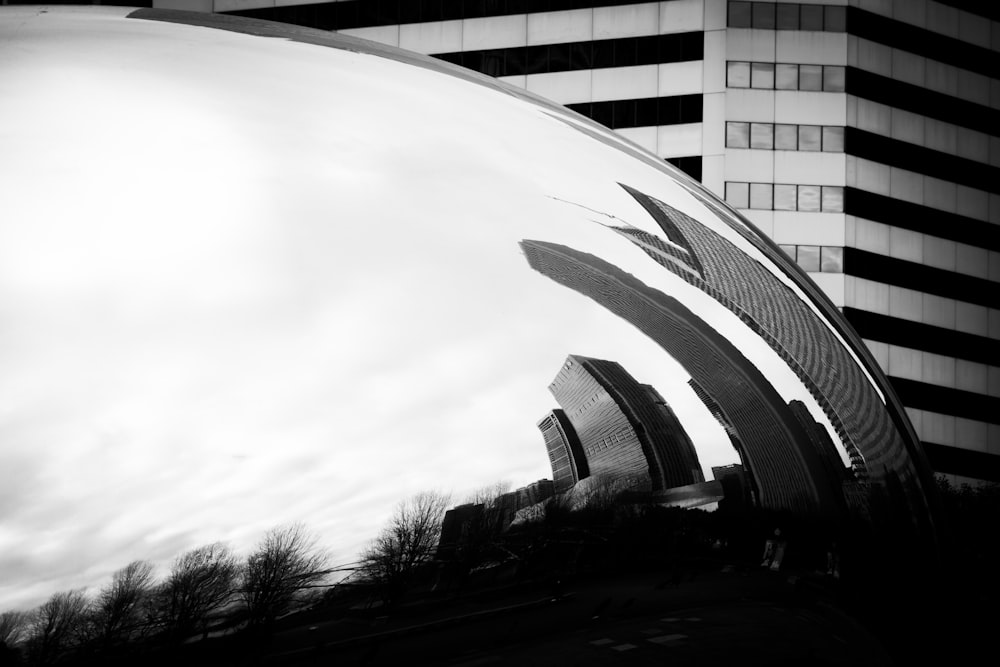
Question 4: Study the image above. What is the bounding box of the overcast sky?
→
[0,7,847,612]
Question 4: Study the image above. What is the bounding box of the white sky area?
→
[0,7,849,611]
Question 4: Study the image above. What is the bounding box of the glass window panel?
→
[821,246,844,272]
[725,181,750,208]
[798,125,821,151]
[726,121,750,148]
[797,245,821,272]
[776,63,798,89]
[799,65,822,91]
[822,186,844,212]
[798,185,821,211]
[775,124,798,150]
[778,244,797,260]
[727,61,751,88]
[751,62,775,89]
[750,183,773,209]
[822,126,845,152]
[750,122,774,149]
[824,6,847,32]
[752,2,776,29]
[775,4,799,30]
[823,65,846,92]
[800,4,823,30]
[728,1,752,27]
[774,184,797,210]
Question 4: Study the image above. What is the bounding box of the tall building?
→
[537,409,590,492]
[140,0,998,484]
[548,355,705,491]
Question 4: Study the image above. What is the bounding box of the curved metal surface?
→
[0,6,938,605]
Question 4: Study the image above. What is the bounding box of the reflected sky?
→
[0,7,925,611]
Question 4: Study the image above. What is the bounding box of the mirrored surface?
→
[0,6,938,609]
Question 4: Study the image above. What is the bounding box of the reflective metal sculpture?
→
[0,6,940,592]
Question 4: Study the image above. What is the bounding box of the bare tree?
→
[360,491,451,602]
[24,589,89,665]
[90,560,155,650]
[454,482,513,574]
[156,542,238,641]
[0,609,29,652]
[240,524,329,628]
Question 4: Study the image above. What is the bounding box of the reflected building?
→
[547,355,704,493]
[711,463,752,512]
[185,0,999,486]
[522,235,850,517]
[537,409,589,493]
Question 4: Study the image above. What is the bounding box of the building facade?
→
[547,355,705,492]
[537,409,590,492]
[136,0,998,484]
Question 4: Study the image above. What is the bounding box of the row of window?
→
[777,244,844,273]
[725,182,845,212]
[726,122,844,152]
[435,32,703,78]
[566,94,702,130]
[727,61,846,92]
[230,0,661,31]
[727,1,847,32]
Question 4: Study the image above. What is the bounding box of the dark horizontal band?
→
[842,308,999,368]
[565,94,702,130]
[934,0,1000,21]
[433,31,703,77]
[847,7,1000,81]
[843,248,999,311]
[224,0,672,32]
[922,441,1000,482]
[890,376,1000,426]
[843,188,1000,253]
[845,67,1000,138]
[665,156,702,182]
[844,128,1000,195]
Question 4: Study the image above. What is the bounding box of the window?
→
[824,6,847,32]
[725,182,750,208]
[798,185,821,212]
[821,186,844,212]
[751,62,775,89]
[727,121,750,148]
[775,124,798,150]
[774,184,798,210]
[750,122,774,149]
[776,63,799,89]
[776,3,799,30]
[750,183,773,209]
[822,126,844,152]
[800,4,823,30]
[728,61,751,88]
[752,2,776,29]
[798,125,822,151]
[797,245,821,271]
[799,64,823,91]
[778,244,797,260]
[823,65,846,92]
[729,1,752,27]
[821,246,844,272]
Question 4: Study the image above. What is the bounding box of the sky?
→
[0,7,847,611]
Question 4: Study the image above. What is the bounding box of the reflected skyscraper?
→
[522,236,847,517]
[547,355,704,493]
[537,409,589,493]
